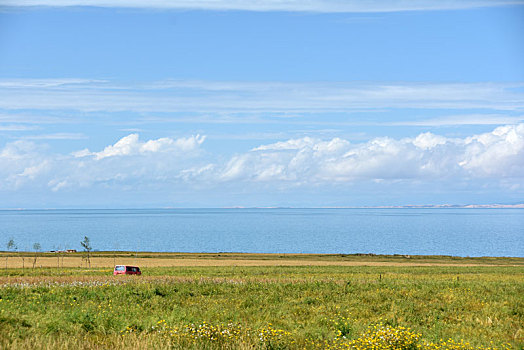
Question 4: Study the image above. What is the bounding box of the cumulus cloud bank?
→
[1,125,523,193]
[216,124,524,183]
[0,134,206,192]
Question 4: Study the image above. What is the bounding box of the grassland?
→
[0,253,522,349]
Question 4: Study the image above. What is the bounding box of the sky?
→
[0,0,524,208]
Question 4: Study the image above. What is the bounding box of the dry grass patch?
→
[1,252,522,269]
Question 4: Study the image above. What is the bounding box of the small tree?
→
[5,239,16,271]
[7,239,16,252]
[80,236,92,268]
[32,243,41,269]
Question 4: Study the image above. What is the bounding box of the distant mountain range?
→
[229,204,524,209]
[328,204,524,209]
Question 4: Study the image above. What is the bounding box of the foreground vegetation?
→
[0,255,522,349]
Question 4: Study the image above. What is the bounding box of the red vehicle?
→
[113,265,141,275]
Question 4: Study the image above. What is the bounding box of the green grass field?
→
[0,254,522,349]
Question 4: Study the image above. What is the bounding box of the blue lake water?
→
[0,208,522,257]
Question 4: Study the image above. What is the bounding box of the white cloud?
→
[220,155,250,181]
[252,137,319,151]
[18,161,49,180]
[74,133,206,160]
[93,133,140,159]
[0,140,51,189]
[412,132,449,150]
[48,179,68,192]
[0,140,41,160]
[178,163,215,182]
[1,0,522,12]
[460,124,524,176]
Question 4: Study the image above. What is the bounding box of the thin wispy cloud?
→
[0,113,78,125]
[1,0,523,12]
[0,124,38,131]
[1,79,523,113]
[0,79,107,89]
[21,133,87,140]
[388,114,524,126]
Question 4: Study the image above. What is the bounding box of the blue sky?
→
[0,0,523,208]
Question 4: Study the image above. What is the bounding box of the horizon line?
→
[2,203,524,211]
[2,0,524,13]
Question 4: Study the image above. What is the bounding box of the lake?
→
[0,208,522,257]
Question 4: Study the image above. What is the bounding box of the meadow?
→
[0,253,522,349]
